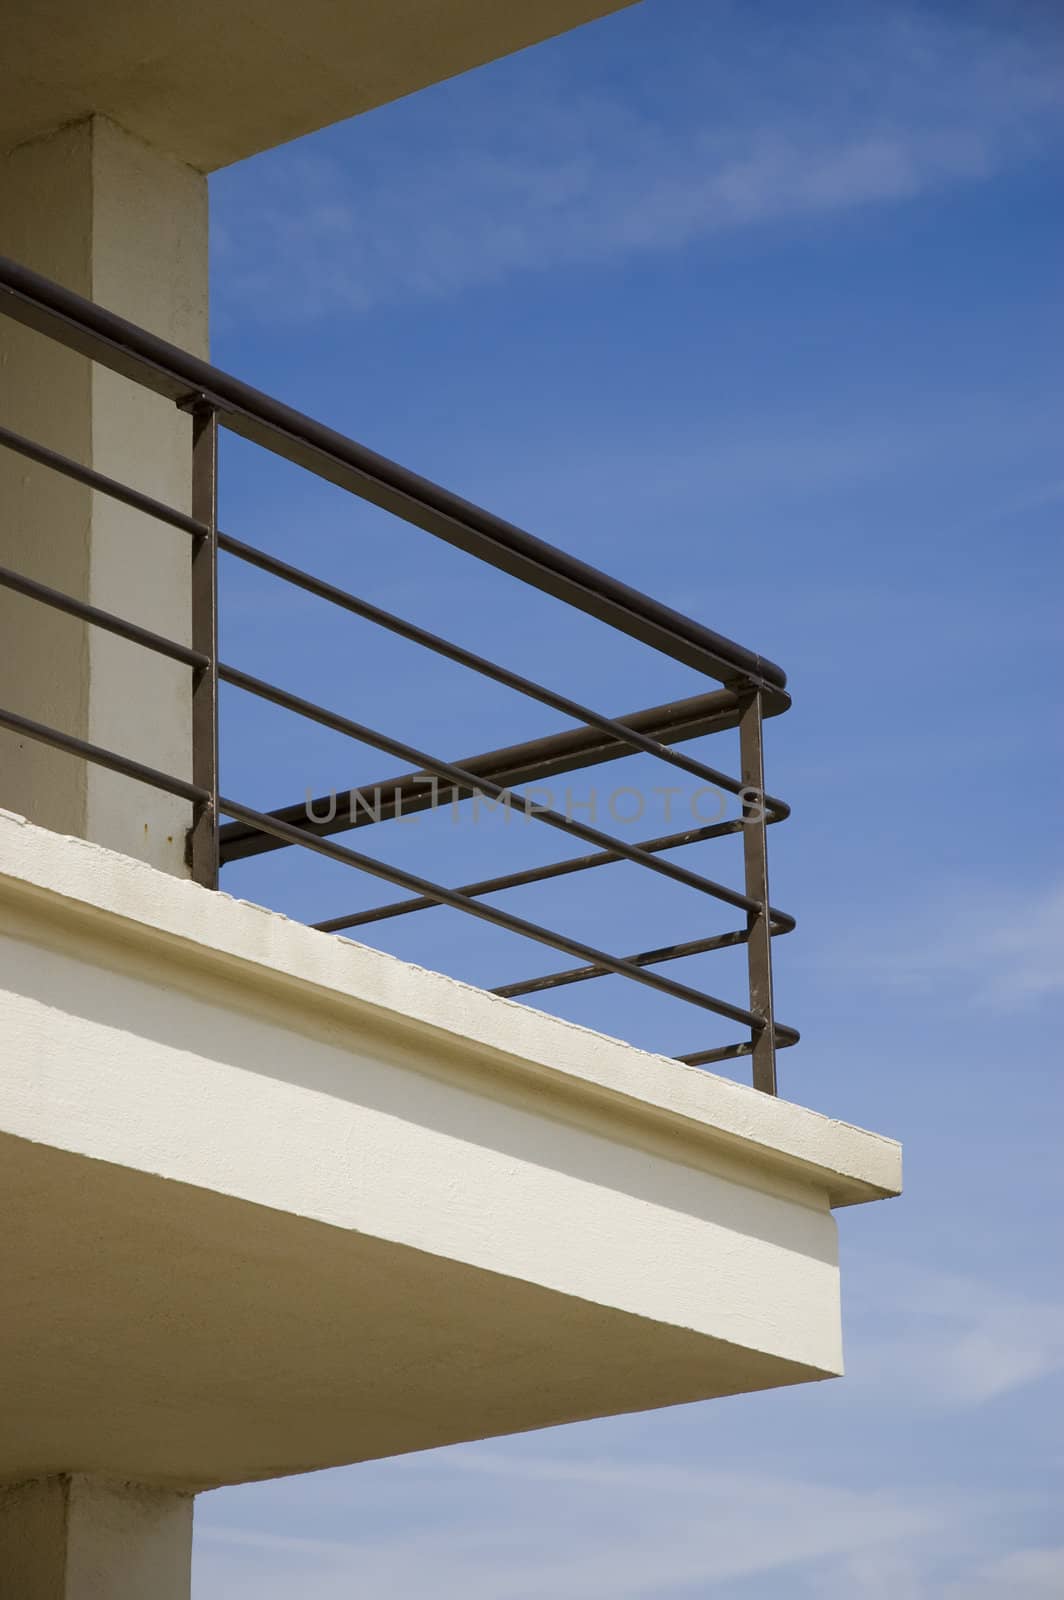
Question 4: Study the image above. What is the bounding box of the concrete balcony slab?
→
[1,1,636,173]
[0,809,900,1490]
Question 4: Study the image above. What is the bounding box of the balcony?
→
[0,253,900,1492]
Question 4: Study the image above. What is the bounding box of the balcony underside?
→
[2,1133,828,1490]
[1,0,635,173]
[0,810,900,1491]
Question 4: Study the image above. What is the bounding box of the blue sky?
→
[193,1,1063,1594]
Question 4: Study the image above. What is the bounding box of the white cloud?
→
[212,5,1064,320]
[194,1453,944,1599]
[819,879,1064,1012]
[972,883,1064,1006]
[192,1437,1064,1599]
[955,1545,1064,1596]
[191,1261,1064,1597]
[809,1542,1064,1600]
[847,1267,1064,1410]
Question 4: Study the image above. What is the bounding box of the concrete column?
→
[0,1476,193,1600]
[0,115,208,874]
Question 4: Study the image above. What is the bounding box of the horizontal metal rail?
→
[0,251,799,1090]
[313,817,767,934]
[677,1040,758,1068]
[218,796,765,1033]
[675,1023,801,1067]
[217,532,788,860]
[0,707,210,806]
[0,422,207,540]
[220,682,782,864]
[0,562,209,670]
[219,662,778,922]
[493,928,751,998]
[494,942,798,1049]
[0,253,787,696]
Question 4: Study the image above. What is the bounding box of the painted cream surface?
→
[2,923,842,1366]
[0,2,638,173]
[0,808,902,1208]
[0,117,207,874]
[0,1477,193,1600]
[0,813,900,1489]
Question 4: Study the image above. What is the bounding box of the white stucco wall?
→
[0,1476,193,1600]
[0,116,207,873]
[0,811,900,1489]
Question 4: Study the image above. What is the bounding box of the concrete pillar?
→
[0,115,208,874]
[0,1476,193,1600]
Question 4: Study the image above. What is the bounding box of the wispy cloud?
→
[812,1542,1064,1600]
[849,1266,1064,1409]
[819,879,1064,1012]
[192,1261,1064,1597]
[193,1437,1059,1599]
[948,1545,1064,1597]
[212,4,1064,320]
[194,1453,943,1599]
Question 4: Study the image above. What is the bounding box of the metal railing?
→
[0,254,797,1093]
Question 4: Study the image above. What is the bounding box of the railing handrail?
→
[0,252,795,1092]
[218,683,787,863]
[0,252,786,697]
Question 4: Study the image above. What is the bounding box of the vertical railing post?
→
[185,396,219,888]
[738,688,777,1095]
